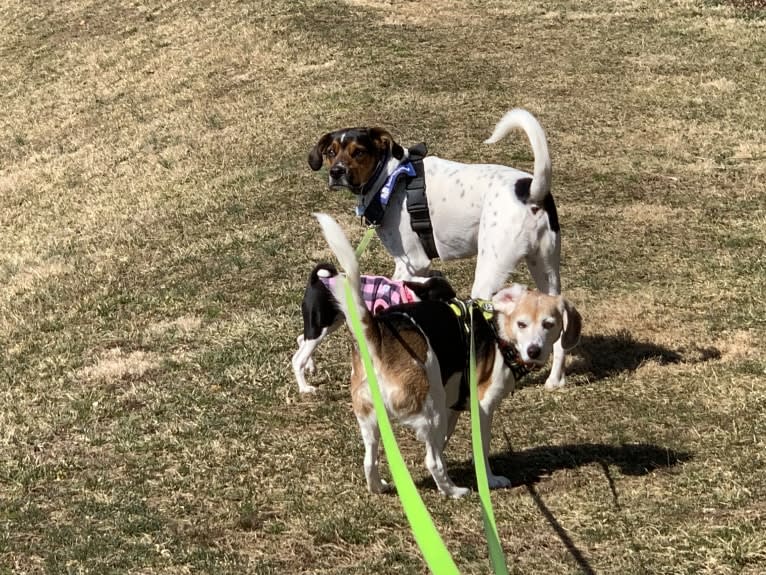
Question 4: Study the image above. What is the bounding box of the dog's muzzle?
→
[328,164,361,193]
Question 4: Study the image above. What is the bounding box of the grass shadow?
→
[414,440,693,575]
[566,329,720,382]
[442,441,693,490]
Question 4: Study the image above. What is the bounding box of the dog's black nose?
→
[527,344,541,359]
[329,164,346,179]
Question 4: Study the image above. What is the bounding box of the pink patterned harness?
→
[321,274,417,314]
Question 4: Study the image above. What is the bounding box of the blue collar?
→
[356,160,417,225]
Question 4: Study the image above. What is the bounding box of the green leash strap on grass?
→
[355,227,376,257]
[469,304,510,575]
[343,279,460,575]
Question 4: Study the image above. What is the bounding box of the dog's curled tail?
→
[314,213,376,342]
[484,108,551,204]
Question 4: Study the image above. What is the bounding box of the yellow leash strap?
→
[343,279,460,574]
[355,227,376,257]
[469,303,510,574]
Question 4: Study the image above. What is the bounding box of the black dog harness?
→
[360,143,439,259]
[375,299,529,412]
[448,299,531,410]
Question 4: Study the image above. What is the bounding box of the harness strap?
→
[448,299,472,410]
[405,144,439,259]
[360,143,439,260]
[449,299,530,408]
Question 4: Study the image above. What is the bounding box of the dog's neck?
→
[491,327,530,381]
[450,299,531,380]
[356,151,406,216]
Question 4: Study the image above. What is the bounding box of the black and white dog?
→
[314,213,582,495]
[309,109,572,389]
[292,262,456,393]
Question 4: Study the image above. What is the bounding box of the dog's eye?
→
[517,321,528,329]
[542,320,555,330]
[326,149,336,159]
[352,148,366,159]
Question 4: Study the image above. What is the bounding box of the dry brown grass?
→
[1,0,765,573]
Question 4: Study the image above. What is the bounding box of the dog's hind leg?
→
[544,341,567,390]
[291,322,343,394]
[470,216,529,298]
[350,351,390,494]
[412,405,469,498]
[471,247,526,299]
[442,409,461,451]
[525,249,560,297]
[356,411,390,494]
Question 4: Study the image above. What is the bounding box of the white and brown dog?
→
[292,262,456,393]
[315,213,581,496]
[309,109,570,390]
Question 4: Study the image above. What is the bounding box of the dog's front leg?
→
[391,257,433,282]
[544,338,567,390]
[424,434,470,498]
[291,334,320,393]
[377,203,434,281]
[479,404,511,489]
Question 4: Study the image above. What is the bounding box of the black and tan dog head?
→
[308,127,405,193]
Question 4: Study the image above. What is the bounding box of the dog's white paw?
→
[298,384,318,394]
[438,485,470,498]
[305,358,316,373]
[544,374,567,391]
[449,486,471,499]
[488,474,512,489]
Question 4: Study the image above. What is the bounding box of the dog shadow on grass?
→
[563,329,720,383]
[443,440,692,492]
[440,442,692,575]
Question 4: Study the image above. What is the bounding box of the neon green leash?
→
[345,228,509,574]
[343,279,460,575]
[355,227,376,257]
[468,303,510,574]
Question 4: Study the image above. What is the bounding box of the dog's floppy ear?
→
[369,127,405,160]
[308,131,336,171]
[558,297,582,350]
[491,283,528,313]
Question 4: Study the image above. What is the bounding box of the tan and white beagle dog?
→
[315,213,581,497]
[309,109,572,391]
